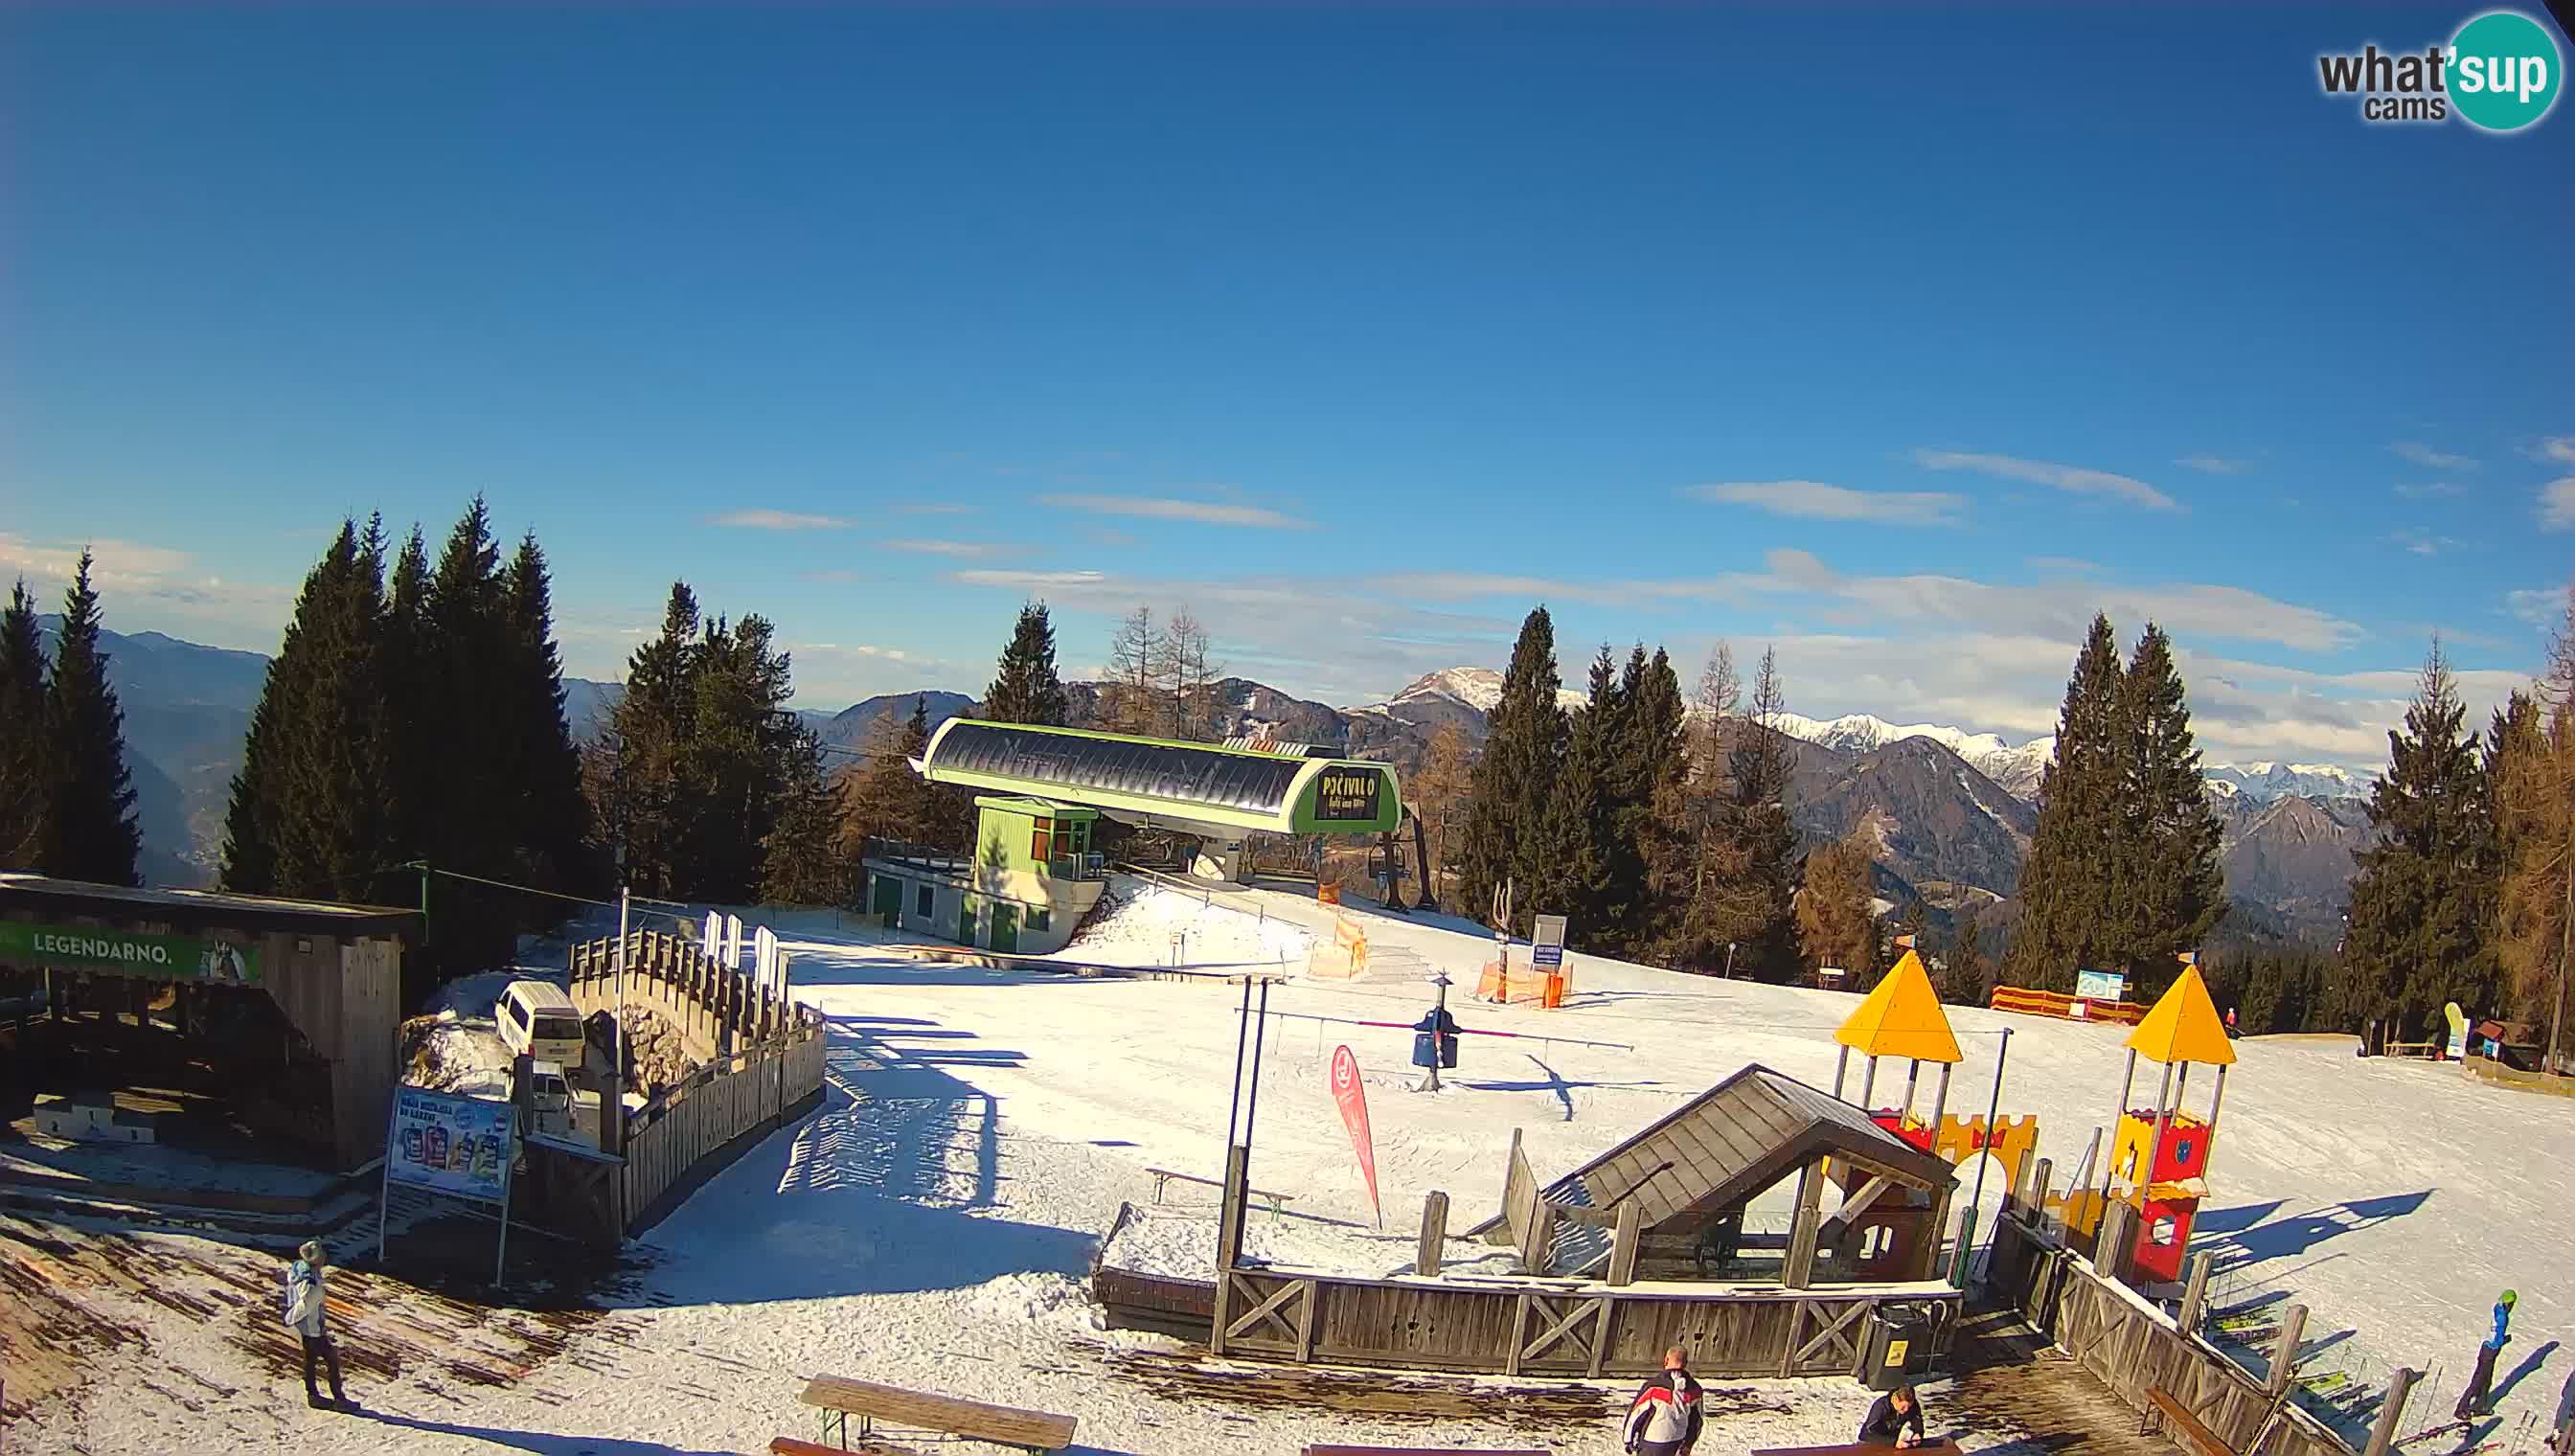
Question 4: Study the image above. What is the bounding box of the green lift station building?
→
[860,719,1401,956]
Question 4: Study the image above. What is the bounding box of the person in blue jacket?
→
[2455,1290,2518,1420]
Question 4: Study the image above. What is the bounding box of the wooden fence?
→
[568,929,793,1059]
[1988,1208,2359,1456]
[616,1012,827,1234]
[1990,985,2148,1026]
[1096,1260,1958,1378]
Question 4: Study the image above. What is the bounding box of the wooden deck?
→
[1941,1308,2184,1456]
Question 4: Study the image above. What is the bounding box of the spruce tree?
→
[1538,645,1619,940]
[1721,648,1803,980]
[223,520,395,901]
[679,612,799,901]
[43,552,143,885]
[380,525,435,869]
[498,533,595,894]
[2108,623,2226,993]
[1796,832,1875,976]
[909,694,974,852]
[0,580,51,869]
[1942,908,1991,1005]
[1457,606,1568,935]
[1605,644,1686,956]
[600,583,703,896]
[983,603,1070,725]
[2004,614,2127,991]
[760,724,845,905]
[2339,643,2499,1038]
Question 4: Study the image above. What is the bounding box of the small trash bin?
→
[1861,1308,1933,1391]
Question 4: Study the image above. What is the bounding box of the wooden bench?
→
[1148,1165,1296,1216]
[798,1374,1077,1453]
[1304,1447,1552,1456]
[773,1440,917,1456]
[2144,1385,2242,1456]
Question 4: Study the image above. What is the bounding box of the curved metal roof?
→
[924,720,1311,820]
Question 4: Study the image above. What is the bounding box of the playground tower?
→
[2103,954,2235,1284]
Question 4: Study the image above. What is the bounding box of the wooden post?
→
[1417,1192,1449,1277]
[1922,1188,1955,1281]
[1522,1202,1558,1275]
[2179,1251,2215,1334]
[2096,1199,2134,1283]
[2364,1367,2421,1456]
[1785,1160,1828,1290]
[2030,1156,2054,1232]
[1608,1203,1642,1287]
[2267,1305,2310,1397]
[1209,1142,1251,1354]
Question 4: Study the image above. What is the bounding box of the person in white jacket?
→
[285,1241,351,1411]
[1623,1347,1705,1456]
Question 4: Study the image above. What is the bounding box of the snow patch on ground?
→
[1068,879,1312,971]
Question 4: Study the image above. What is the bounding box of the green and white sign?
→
[0,919,261,984]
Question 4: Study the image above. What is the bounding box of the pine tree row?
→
[0,557,146,886]
[2001,614,2226,998]
[219,503,594,995]
[1451,607,1802,973]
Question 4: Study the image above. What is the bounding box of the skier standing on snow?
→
[2454,1289,2517,1420]
[285,1241,352,1411]
[1623,1346,1705,1456]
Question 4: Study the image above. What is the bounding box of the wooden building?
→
[0,875,412,1172]
[1472,1063,1962,1285]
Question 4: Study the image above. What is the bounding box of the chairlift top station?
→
[858,719,1404,957]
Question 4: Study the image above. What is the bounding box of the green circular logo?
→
[2450,11,2563,132]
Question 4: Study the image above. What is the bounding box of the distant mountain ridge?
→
[61,628,2373,939]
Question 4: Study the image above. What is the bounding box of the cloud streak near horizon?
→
[1910,449,2180,511]
[1682,479,1966,526]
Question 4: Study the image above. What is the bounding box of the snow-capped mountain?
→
[2203,761,2373,803]
[1346,667,1589,723]
[1771,712,2057,802]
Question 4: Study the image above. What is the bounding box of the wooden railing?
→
[616,1011,826,1234]
[568,929,793,1058]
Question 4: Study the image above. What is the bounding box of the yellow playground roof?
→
[1835,950,1963,1064]
[2125,964,2238,1066]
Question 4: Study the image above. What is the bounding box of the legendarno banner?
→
[0,918,262,984]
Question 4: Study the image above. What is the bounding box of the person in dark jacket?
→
[1860,1384,1927,1447]
[1624,1347,1705,1456]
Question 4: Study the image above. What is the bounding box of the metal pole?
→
[2104,1049,2137,1193]
[1858,1056,1879,1111]
[614,886,629,1109]
[1242,980,1271,1148]
[1426,973,1450,1092]
[1224,978,1251,1153]
[2143,1058,2177,1197]
[1833,1045,1851,1101]
[493,1164,513,1287]
[1959,1028,2012,1279]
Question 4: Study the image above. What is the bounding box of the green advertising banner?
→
[0,918,262,984]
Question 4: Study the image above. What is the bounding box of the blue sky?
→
[4,4,2570,769]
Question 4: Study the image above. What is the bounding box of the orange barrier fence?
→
[1474,959,1567,1008]
[1989,984,2146,1025]
[1307,915,1371,980]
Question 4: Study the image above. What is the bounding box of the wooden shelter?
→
[1474,1063,1959,1286]
[0,875,412,1172]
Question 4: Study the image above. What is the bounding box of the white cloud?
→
[2534,437,2575,466]
[954,569,1111,590]
[1036,493,1312,530]
[2175,455,2248,475]
[1909,449,2179,511]
[2394,481,2464,499]
[1680,480,1966,526]
[0,533,295,647]
[2390,527,2462,556]
[2541,477,2575,531]
[2507,586,2564,626]
[879,538,1004,557]
[2393,441,2478,470]
[710,509,850,531]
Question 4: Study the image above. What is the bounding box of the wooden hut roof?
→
[1537,1063,1957,1235]
[0,874,418,939]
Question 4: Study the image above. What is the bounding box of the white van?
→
[495,980,584,1066]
